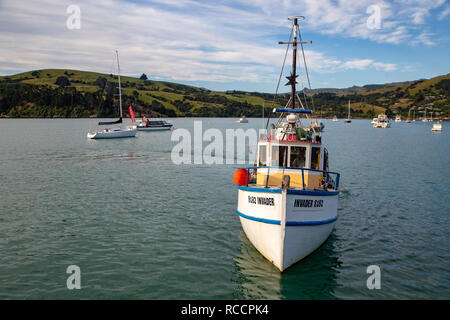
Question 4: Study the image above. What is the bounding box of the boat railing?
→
[243,166,340,190]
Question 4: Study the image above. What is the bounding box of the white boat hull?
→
[237,186,338,271]
[87,127,137,139]
[373,123,390,128]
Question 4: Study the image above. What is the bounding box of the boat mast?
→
[116,50,123,120]
[279,17,309,109]
[290,18,298,108]
[348,100,350,120]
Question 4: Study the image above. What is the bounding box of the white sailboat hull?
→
[87,127,137,139]
[237,187,338,271]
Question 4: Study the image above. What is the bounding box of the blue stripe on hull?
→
[236,210,338,226]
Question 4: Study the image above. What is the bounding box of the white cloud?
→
[0,0,422,88]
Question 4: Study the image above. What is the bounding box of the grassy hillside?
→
[0,69,449,119]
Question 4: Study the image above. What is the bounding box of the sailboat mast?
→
[348,100,350,119]
[116,50,123,119]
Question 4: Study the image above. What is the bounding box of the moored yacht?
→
[309,119,324,131]
[234,16,341,272]
[237,116,249,123]
[87,51,137,139]
[431,122,442,132]
[344,100,351,123]
[372,114,390,128]
[137,117,173,131]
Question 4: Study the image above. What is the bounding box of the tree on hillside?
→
[95,77,108,89]
[55,76,70,87]
[140,73,148,80]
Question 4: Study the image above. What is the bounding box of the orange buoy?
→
[233,169,251,186]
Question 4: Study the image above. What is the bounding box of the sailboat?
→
[406,107,412,123]
[344,100,351,123]
[422,107,428,122]
[234,16,341,272]
[87,51,137,139]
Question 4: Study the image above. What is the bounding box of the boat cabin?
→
[254,112,330,189]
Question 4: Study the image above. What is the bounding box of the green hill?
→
[0,69,449,119]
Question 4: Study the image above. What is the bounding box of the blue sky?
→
[0,0,449,92]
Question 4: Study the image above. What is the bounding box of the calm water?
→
[0,118,449,299]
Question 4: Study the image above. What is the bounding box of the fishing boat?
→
[137,117,173,131]
[234,16,341,272]
[372,114,390,128]
[237,116,249,123]
[395,114,401,122]
[344,100,351,123]
[431,122,442,132]
[87,51,137,139]
[332,115,338,122]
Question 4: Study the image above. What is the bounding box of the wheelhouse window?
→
[290,146,306,168]
[311,147,321,170]
[271,145,288,167]
[258,145,267,166]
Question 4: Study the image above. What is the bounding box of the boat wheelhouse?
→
[234,17,341,272]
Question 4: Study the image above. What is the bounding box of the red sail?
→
[129,105,135,122]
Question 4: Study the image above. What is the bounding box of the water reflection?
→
[232,231,341,299]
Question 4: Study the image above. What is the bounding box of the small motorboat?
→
[310,120,324,132]
[395,114,401,122]
[237,116,248,123]
[372,114,390,128]
[431,122,442,132]
[332,115,338,122]
[137,117,173,131]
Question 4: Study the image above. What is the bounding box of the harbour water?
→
[0,118,448,299]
